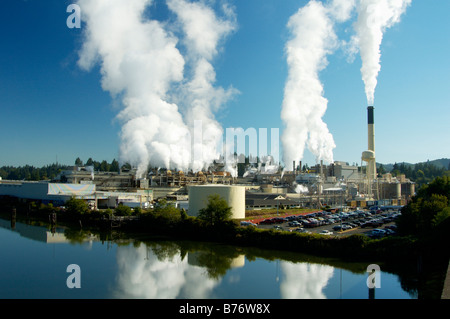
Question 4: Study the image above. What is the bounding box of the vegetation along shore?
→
[1,176,449,299]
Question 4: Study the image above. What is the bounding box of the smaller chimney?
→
[320,160,323,177]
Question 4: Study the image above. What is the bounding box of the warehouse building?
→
[0,180,152,209]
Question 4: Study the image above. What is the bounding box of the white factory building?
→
[0,180,153,209]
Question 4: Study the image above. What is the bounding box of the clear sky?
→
[0,0,449,169]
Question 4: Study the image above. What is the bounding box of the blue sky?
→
[0,0,449,169]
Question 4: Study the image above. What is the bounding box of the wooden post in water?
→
[49,213,57,225]
[11,207,17,230]
[369,287,375,299]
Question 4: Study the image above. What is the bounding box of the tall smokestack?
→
[367,106,375,153]
[362,106,377,191]
[368,106,376,180]
[320,160,324,178]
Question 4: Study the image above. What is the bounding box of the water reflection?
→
[0,217,97,244]
[114,243,222,298]
[0,217,416,299]
[112,242,340,299]
[280,262,334,299]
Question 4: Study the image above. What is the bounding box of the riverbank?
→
[2,199,449,299]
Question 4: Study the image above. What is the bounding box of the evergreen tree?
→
[75,157,83,166]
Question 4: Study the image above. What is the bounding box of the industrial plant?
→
[0,106,414,214]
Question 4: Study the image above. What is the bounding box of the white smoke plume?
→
[167,0,238,173]
[76,0,236,177]
[281,0,355,168]
[352,0,412,105]
[77,0,190,177]
[293,183,309,194]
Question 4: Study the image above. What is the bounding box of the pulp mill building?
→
[0,105,415,213]
[0,159,414,214]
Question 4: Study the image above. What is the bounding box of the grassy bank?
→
[245,207,319,219]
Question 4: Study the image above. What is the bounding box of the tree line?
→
[74,157,123,173]
[0,158,127,181]
[0,164,69,181]
[380,161,450,188]
[2,156,449,183]
[397,175,450,237]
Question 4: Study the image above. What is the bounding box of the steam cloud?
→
[167,0,238,173]
[76,0,411,176]
[352,0,412,105]
[76,0,236,177]
[281,0,410,167]
[281,0,355,167]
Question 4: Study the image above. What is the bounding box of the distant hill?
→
[428,158,450,169]
[378,158,450,172]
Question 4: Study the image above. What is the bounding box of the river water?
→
[0,217,417,299]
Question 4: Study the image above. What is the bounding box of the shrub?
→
[197,194,232,226]
[115,204,132,216]
[133,207,142,215]
[65,197,89,216]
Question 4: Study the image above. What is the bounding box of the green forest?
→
[1,157,449,185]
[0,157,124,181]
[378,160,450,187]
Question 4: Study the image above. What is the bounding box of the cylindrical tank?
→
[410,183,415,197]
[188,185,245,219]
[396,183,402,200]
[362,150,375,162]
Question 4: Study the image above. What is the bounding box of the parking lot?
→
[246,209,401,238]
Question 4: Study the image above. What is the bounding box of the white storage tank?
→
[188,185,245,219]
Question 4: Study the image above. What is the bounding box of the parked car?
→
[372,219,384,227]
[357,211,366,217]
[301,220,311,227]
[383,228,396,235]
[369,229,386,238]
[361,219,383,228]
[319,230,333,236]
[332,225,343,231]
[385,225,398,231]
[288,221,302,227]
[383,217,395,223]
[240,221,257,227]
[271,217,286,224]
[273,225,283,230]
[260,219,275,225]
